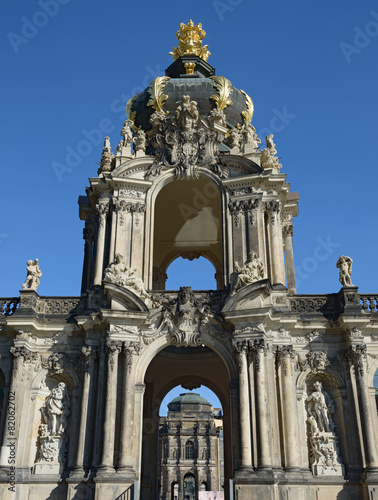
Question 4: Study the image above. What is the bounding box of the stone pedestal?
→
[309,433,344,476]
[33,435,67,475]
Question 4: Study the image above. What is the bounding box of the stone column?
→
[81,216,95,294]
[98,340,122,472]
[234,342,252,469]
[276,345,300,470]
[0,346,27,465]
[72,346,97,472]
[245,198,260,258]
[67,389,80,470]
[91,345,105,469]
[108,201,117,266]
[253,340,272,469]
[130,203,146,273]
[229,201,247,270]
[133,383,146,483]
[118,343,139,471]
[265,201,285,285]
[352,345,378,470]
[283,224,296,294]
[93,202,109,286]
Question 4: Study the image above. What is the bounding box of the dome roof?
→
[126,20,254,135]
[169,392,212,406]
[128,74,252,132]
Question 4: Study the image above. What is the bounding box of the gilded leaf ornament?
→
[210,76,233,111]
[126,94,138,131]
[147,77,171,115]
[240,89,254,123]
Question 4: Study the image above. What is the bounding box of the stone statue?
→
[98,137,114,173]
[103,253,149,300]
[41,382,70,436]
[242,123,261,150]
[133,128,147,155]
[305,380,344,475]
[22,259,42,291]
[228,127,243,151]
[121,120,134,148]
[260,134,282,172]
[336,255,353,287]
[230,252,265,295]
[306,381,334,433]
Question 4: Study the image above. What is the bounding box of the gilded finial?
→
[169,20,211,65]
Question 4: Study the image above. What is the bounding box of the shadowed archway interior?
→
[140,344,234,500]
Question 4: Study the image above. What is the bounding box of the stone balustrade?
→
[1,291,378,319]
[0,297,19,317]
[360,295,378,312]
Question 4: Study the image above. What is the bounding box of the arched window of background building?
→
[200,481,208,491]
[183,474,196,500]
[185,440,195,460]
[171,482,178,500]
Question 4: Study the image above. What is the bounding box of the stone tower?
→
[0,19,378,500]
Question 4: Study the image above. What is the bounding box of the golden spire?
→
[169,20,211,62]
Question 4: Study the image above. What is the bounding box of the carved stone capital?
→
[282,224,294,238]
[276,345,294,376]
[81,346,97,372]
[264,200,280,213]
[252,339,268,372]
[350,344,367,377]
[10,346,36,370]
[106,340,122,371]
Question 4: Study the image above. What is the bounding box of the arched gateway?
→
[1,19,378,500]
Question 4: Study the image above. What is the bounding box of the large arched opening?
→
[152,176,223,290]
[139,342,236,500]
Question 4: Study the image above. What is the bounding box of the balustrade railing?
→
[0,298,19,316]
[360,295,378,312]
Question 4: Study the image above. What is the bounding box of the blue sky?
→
[1,0,377,412]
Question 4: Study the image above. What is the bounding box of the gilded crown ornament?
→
[169,19,211,64]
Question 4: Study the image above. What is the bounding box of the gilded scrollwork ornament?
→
[210,76,233,111]
[147,76,171,115]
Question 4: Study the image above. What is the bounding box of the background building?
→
[158,392,223,499]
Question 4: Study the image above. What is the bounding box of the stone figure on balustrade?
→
[336,255,353,287]
[22,258,42,291]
